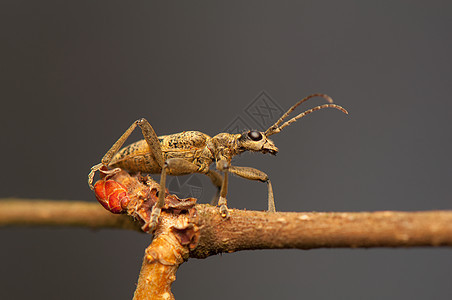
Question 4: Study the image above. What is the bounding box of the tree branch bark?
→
[133,211,190,300]
[189,205,452,258]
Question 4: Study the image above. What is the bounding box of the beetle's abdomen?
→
[109,140,162,173]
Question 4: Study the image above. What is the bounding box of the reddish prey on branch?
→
[93,168,196,232]
[88,94,348,232]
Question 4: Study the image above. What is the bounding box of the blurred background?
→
[1,1,451,299]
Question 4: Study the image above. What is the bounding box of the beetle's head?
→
[233,94,348,156]
[237,130,278,155]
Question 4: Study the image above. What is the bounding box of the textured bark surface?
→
[189,206,452,258]
[133,209,197,300]
[133,227,185,300]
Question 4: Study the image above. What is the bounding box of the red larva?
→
[94,179,130,214]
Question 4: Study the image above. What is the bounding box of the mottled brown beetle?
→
[88,94,348,231]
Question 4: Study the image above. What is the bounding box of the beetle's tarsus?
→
[218,196,229,218]
[147,206,162,233]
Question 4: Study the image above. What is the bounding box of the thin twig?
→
[0,198,141,231]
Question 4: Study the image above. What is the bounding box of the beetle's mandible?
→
[88,93,348,232]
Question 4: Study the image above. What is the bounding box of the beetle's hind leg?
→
[87,118,167,232]
[132,118,168,233]
[88,118,165,190]
[88,164,123,189]
[147,164,167,233]
[147,158,201,232]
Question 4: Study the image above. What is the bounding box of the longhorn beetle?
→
[88,94,348,231]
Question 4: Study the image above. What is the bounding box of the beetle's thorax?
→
[206,133,242,160]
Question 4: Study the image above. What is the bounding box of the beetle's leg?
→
[216,159,230,218]
[88,121,138,189]
[228,166,276,212]
[165,158,200,175]
[205,169,223,205]
[133,119,167,232]
[147,163,167,233]
[132,119,169,233]
[135,118,165,168]
[88,118,164,190]
[88,163,104,189]
[87,118,168,232]
[147,158,201,232]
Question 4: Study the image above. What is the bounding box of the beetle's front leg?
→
[228,166,276,212]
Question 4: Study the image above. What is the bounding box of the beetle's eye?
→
[248,130,262,141]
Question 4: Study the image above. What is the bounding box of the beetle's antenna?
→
[265,94,332,136]
[264,94,348,136]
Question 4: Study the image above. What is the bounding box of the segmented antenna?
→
[265,94,348,136]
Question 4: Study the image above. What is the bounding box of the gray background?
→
[1,1,451,299]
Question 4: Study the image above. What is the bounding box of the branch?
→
[2,198,451,249]
[133,210,190,300]
[3,168,452,300]
[0,198,141,231]
[189,206,452,258]
[131,205,452,299]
